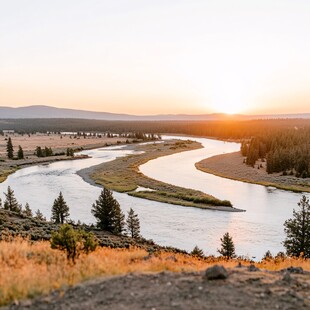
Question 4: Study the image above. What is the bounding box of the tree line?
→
[1,186,309,260]
[0,186,141,238]
[242,127,310,177]
[1,118,309,140]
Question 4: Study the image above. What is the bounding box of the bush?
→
[191,245,204,258]
[51,224,97,263]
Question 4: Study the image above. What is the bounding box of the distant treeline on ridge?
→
[0,118,310,139]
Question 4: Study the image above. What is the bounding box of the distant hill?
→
[0,105,309,120]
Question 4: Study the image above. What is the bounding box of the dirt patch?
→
[196,151,310,193]
[5,268,310,309]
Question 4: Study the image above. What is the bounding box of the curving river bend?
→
[0,136,308,259]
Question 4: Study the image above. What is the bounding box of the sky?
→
[0,0,310,115]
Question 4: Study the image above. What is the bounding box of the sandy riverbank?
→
[196,151,310,193]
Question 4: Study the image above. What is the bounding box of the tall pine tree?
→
[6,137,14,159]
[283,195,310,258]
[126,208,141,238]
[91,188,125,234]
[17,145,24,159]
[51,192,70,224]
[3,186,21,213]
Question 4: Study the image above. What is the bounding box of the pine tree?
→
[126,208,141,238]
[6,137,14,159]
[91,188,125,234]
[23,202,33,217]
[36,146,43,157]
[3,186,21,213]
[17,145,24,159]
[191,245,204,258]
[51,192,70,224]
[35,209,46,221]
[240,141,248,156]
[218,232,236,259]
[283,195,310,258]
[262,250,273,261]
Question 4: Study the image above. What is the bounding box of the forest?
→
[242,127,310,177]
[1,118,310,139]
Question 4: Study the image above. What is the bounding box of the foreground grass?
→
[1,238,309,306]
[91,140,234,210]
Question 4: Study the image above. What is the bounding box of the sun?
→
[213,100,247,115]
[208,72,250,115]
[210,84,248,115]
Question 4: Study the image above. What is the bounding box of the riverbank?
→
[78,139,241,211]
[196,151,310,193]
[0,133,132,184]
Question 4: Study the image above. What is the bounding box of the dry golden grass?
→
[0,237,309,306]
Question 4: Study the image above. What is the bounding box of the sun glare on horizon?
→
[210,76,249,115]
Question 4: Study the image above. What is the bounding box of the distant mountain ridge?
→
[0,105,309,121]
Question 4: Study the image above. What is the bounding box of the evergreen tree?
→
[36,146,43,157]
[23,202,33,217]
[51,192,70,224]
[35,209,46,221]
[0,198,2,208]
[191,245,204,258]
[126,208,141,238]
[283,195,310,258]
[66,148,74,156]
[262,250,273,261]
[3,186,21,213]
[17,145,24,159]
[91,188,125,234]
[6,137,14,159]
[218,232,236,259]
[240,141,248,156]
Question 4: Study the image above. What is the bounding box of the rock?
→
[285,267,303,274]
[248,264,259,272]
[282,272,293,283]
[21,300,33,307]
[204,265,228,280]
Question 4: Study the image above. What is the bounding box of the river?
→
[0,137,308,259]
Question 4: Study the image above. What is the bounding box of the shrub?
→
[51,224,97,263]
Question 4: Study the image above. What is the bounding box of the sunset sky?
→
[1,0,310,115]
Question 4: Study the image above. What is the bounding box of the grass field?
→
[1,237,309,306]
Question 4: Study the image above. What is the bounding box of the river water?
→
[0,137,308,259]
